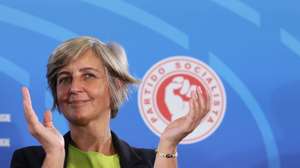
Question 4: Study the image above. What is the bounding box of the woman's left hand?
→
[159,87,211,150]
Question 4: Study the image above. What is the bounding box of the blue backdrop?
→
[0,1,299,167]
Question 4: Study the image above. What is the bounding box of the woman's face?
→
[56,49,111,126]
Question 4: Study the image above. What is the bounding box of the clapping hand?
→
[22,87,64,155]
[159,86,210,149]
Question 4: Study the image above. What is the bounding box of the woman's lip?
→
[68,100,90,104]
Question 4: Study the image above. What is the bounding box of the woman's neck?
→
[69,117,115,155]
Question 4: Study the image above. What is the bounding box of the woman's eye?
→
[83,73,95,80]
[58,77,71,84]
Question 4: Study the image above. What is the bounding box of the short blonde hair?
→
[46,36,139,118]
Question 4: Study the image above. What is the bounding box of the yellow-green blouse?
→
[67,144,120,168]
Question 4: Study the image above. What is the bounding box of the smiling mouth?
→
[68,100,90,106]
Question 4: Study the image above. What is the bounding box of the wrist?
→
[45,146,65,159]
[43,151,65,168]
[45,151,65,160]
[157,139,177,155]
[156,149,178,159]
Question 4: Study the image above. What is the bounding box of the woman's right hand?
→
[22,87,65,156]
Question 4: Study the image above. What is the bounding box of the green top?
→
[67,144,121,168]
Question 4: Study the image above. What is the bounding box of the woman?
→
[11,36,210,168]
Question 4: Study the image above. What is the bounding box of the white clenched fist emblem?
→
[164,76,200,121]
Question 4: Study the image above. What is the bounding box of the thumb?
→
[43,110,53,128]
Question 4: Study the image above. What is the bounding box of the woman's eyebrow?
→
[57,67,103,77]
[79,67,102,73]
[57,71,71,77]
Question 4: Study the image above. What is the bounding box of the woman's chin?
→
[68,116,91,126]
[65,113,92,126]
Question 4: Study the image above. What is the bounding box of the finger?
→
[43,110,53,128]
[22,87,39,125]
[192,89,203,126]
[205,90,211,112]
[187,85,196,98]
[186,91,198,124]
[196,86,206,119]
[187,93,195,119]
[183,91,202,134]
[22,87,44,137]
[191,93,199,122]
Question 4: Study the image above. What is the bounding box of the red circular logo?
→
[138,56,226,144]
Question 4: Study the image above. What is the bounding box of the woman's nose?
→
[69,78,83,94]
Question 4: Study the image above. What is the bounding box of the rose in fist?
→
[164,76,199,121]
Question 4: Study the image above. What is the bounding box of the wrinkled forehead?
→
[57,48,106,73]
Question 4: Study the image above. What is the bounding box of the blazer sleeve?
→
[10,146,45,168]
[10,149,29,168]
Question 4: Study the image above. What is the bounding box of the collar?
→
[63,131,143,168]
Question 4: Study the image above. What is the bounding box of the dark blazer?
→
[11,131,156,168]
